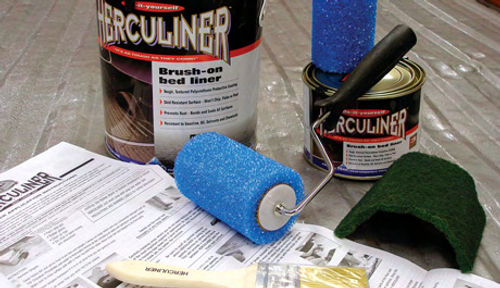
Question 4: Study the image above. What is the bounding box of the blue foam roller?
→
[174,132,304,245]
[312,0,377,73]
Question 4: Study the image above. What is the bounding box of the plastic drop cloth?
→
[0,0,498,283]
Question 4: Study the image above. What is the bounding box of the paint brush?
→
[106,260,368,288]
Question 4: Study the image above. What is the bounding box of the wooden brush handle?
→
[106,260,255,288]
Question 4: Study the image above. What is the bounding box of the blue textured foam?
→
[174,132,304,245]
[312,0,377,73]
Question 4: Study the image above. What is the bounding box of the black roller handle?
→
[314,24,417,131]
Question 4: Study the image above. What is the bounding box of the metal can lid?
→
[304,58,425,100]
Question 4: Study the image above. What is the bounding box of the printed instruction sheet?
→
[0,143,498,288]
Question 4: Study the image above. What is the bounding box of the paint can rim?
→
[303,58,426,101]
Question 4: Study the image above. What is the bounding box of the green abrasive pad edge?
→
[334,152,486,272]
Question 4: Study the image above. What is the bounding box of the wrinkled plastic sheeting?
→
[0,0,499,282]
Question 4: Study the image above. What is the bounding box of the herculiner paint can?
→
[303,59,425,180]
[96,0,265,171]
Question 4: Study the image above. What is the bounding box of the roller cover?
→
[312,0,377,73]
[174,132,305,245]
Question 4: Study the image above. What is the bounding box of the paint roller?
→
[174,25,417,245]
[312,0,378,73]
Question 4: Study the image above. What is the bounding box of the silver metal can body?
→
[97,0,265,172]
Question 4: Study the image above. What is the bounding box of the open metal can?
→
[303,59,426,180]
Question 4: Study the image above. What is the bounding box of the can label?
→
[97,0,264,168]
[152,45,260,162]
[304,84,421,179]
[324,107,419,177]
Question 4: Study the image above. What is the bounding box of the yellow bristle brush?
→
[106,260,368,288]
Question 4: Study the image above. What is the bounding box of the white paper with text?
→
[0,143,497,288]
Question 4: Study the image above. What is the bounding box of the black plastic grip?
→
[314,24,417,130]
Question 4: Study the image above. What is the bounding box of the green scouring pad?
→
[335,152,486,272]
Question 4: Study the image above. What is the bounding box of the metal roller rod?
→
[275,112,335,217]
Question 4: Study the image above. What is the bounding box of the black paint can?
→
[303,59,426,180]
[96,0,265,171]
